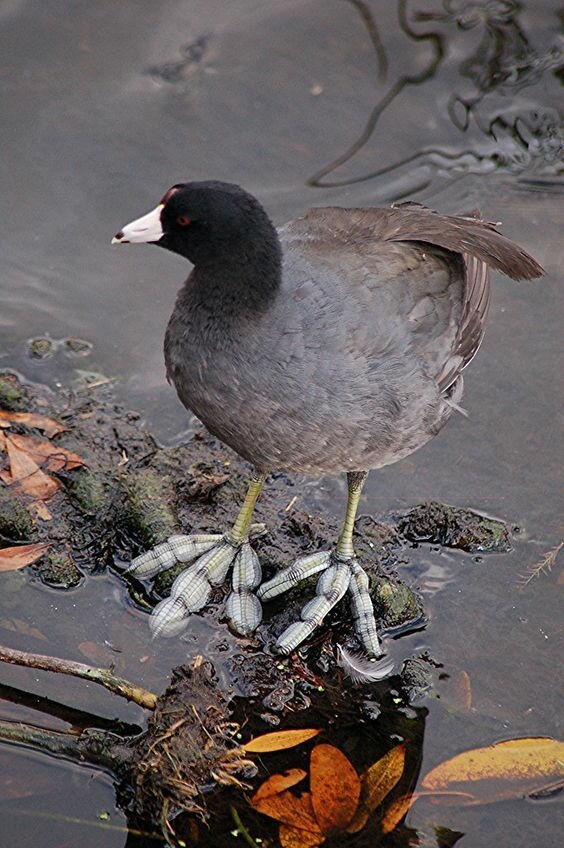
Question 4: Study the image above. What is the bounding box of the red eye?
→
[177,216,191,227]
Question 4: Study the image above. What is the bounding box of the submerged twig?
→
[230,805,260,848]
[516,541,562,590]
[0,719,130,773]
[0,644,157,709]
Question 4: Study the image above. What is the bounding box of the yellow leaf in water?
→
[243,728,320,753]
[380,793,416,834]
[251,789,322,834]
[279,823,325,848]
[0,543,52,572]
[310,743,360,834]
[422,737,564,804]
[347,743,406,833]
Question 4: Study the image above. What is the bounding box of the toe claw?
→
[225,590,262,636]
[127,534,221,578]
[150,595,191,638]
[257,551,331,601]
[348,560,382,657]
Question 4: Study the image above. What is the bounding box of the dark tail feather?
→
[390,203,544,281]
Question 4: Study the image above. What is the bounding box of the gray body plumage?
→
[165,203,537,474]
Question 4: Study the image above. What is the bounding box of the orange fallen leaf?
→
[252,790,323,834]
[243,728,320,753]
[310,744,360,834]
[279,823,325,848]
[380,793,416,834]
[347,743,406,833]
[0,543,52,572]
[422,737,564,804]
[5,438,61,500]
[0,410,65,437]
[252,769,307,803]
[7,433,85,472]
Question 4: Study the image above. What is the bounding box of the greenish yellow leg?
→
[335,471,369,559]
[228,472,267,543]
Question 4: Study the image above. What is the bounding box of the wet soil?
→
[0,372,515,845]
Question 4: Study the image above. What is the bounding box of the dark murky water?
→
[1,1,562,846]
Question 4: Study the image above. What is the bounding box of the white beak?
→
[112,204,164,244]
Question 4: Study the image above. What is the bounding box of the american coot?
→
[113,182,543,656]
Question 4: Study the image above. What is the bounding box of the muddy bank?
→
[0,370,513,844]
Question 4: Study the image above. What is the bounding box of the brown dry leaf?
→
[252,790,322,834]
[29,500,53,521]
[381,793,416,834]
[279,823,325,848]
[422,737,564,804]
[243,728,320,753]
[347,743,406,833]
[5,438,61,500]
[0,410,66,437]
[0,430,6,451]
[310,743,361,834]
[8,432,85,472]
[0,543,52,572]
[252,769,308,803]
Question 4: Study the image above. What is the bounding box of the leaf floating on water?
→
[336,644,395,683]
[422,737,564,804]
[251,789,322,833]
[0,543,52,572]
[0,410,66,437]
[243,728,320,753]
[279,823,325,848]
[310,744,361,833]
[0,617,47,640]
[252,769,307,803]
[347,743,406,833]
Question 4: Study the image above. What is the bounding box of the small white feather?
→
[336,644,395,683]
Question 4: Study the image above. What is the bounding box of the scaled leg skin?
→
[258,471,383,657]
[127,472,267,638]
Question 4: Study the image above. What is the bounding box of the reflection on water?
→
[0,1,562,846]
[309,0,563,188]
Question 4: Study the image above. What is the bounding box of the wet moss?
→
[123,469,178,549]
[0,485,34,540]
[37,551,82,589]
[0,372,26,411]
[398,501,511,553]
[371,575,423,629]
[63,468,109,514]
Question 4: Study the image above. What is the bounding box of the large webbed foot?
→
[257,551,382,657]
[127,529,263,638]
[127,473,267,638]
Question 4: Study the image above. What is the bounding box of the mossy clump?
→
[398,501,511,553]
[0,486,34,540]
[0,372,26,411]
[63,468,109,515]
[371,576,423,629]
[36,551,82,589]
[123,470,178,549]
